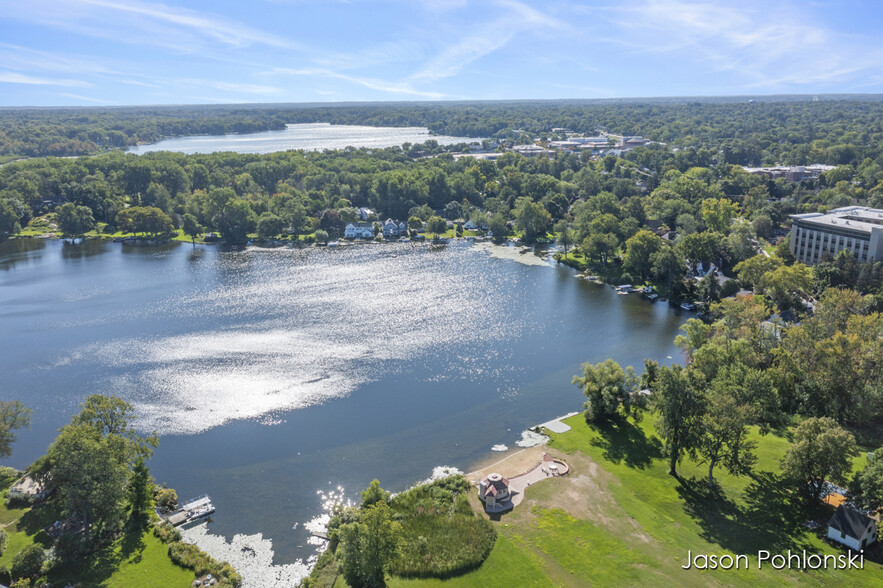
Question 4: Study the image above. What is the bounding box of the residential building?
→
[789,206,883,265]
[344,222,374,239]
[357,207,374,221]
[742,164,835,182]
[479,473,512,512]
[827,505,878,551]
[382,218,408,238]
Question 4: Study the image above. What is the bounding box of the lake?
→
[127,122,481,155]
[0,239,684,585]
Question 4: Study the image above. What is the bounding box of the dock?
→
[166,494,216,527]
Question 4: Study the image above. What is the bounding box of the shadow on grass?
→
[676,472,814,554]
[589,419,663,469]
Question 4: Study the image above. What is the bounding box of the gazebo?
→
[479,473,512,512]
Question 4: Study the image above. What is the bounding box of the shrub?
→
[11,544,45,580]
[155,487,178,512]
[0,530,6,555]
[168,541,241,587]
[720,278,741,298]
[152,521,181,543]
[390,514,496,579]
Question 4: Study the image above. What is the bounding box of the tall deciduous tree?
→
[622,229,663,282]
[0,401,31,458]
[339,501,401,588]
[513,197,552,243]
[697,391,757,488]
[653,365,704,476]
[781,417,856,501]
[573,359,642,423]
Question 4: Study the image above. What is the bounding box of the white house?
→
[827,505,878,551]
[383,219,407,238]
[464,219,478,230]
[345,222,374,239]
[358,207,374,221]
[479,473,512,512]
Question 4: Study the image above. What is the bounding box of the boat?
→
[166,494,216,527]
[647,294,659,301]
[680,302,696,311]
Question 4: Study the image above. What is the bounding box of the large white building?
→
[789,206,883,265]
[344,222,374,239]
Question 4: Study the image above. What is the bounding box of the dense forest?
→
[5,97,883,163]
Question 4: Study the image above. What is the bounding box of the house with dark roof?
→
[478,473,512,512]
[827,505,878,551]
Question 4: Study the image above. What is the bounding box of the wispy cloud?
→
[411,0,566,82]
[602,0,883,89]
[0,71,90,87]
[2,0,302,52]
[58,93,113,103]
[179,79,282,96]
[268,67,445,98]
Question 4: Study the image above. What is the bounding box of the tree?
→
[573,359,641,423]
[513,197,552,242]
[116,206,174,238]
[339,501,401,588]
[0,199,19,239]
[582,233,618,268]
[734,254,783,289]
[257,212,284,240]
[426,215,447,238]
[56,202,95,237]
[360,479,390,508]
[851,450,883,512]
[48,395,158,549]
[651,246,685,294]
[314,229,330,244]
[155,487,178,512]
[554,220,574,256]
[0,401,31,458]
[488,212,508,240]
[11,544,45,580]
[127,456,152,527]
[182,213,202,244]
[443,201,462,220]
[697,391,756,488]
[653,365,704,475]
[757,263,813,309]
[622,230,663,282]
[700,198,739,233]
[215,199,256,244]
[781,417,856,501]
[407,216,423,230]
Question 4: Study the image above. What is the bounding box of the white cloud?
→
[58,93,113,103]
[0,71,91,87]
[269,67,445,98]
[411,0,566,82]
[603,0,883,89]
[1,0,301,52]
[179,79,282,95]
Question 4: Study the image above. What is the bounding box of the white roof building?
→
[789,206,883,265]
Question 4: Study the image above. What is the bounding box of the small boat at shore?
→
[165,494,216,527]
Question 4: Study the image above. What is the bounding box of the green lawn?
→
[47,530,194,587]
[394,414,881,588]
[0,487,194,587]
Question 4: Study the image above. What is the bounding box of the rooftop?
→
[790,206,883,234]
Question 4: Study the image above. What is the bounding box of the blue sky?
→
[0,0,881,106]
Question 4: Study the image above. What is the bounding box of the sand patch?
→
[472,242,552,266]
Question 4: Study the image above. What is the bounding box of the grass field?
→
[391,414,881,588]
[0,484,195,587]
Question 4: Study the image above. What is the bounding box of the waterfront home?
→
[358,207,374,221]
[383,219,407,238]
[827,505,878,550]
[344,222,374,239]
[479,473,512,512]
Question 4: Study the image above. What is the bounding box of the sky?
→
[0,0,882,106]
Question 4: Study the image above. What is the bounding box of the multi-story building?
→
[789,206,883,265]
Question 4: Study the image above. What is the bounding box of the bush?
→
[155,487,178,512]
[390,515,496,579]
[0,530,6,555]
[11,544,45,580]
[168,541,241,587]
[720,278,741,298]
[152,521,181,543]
